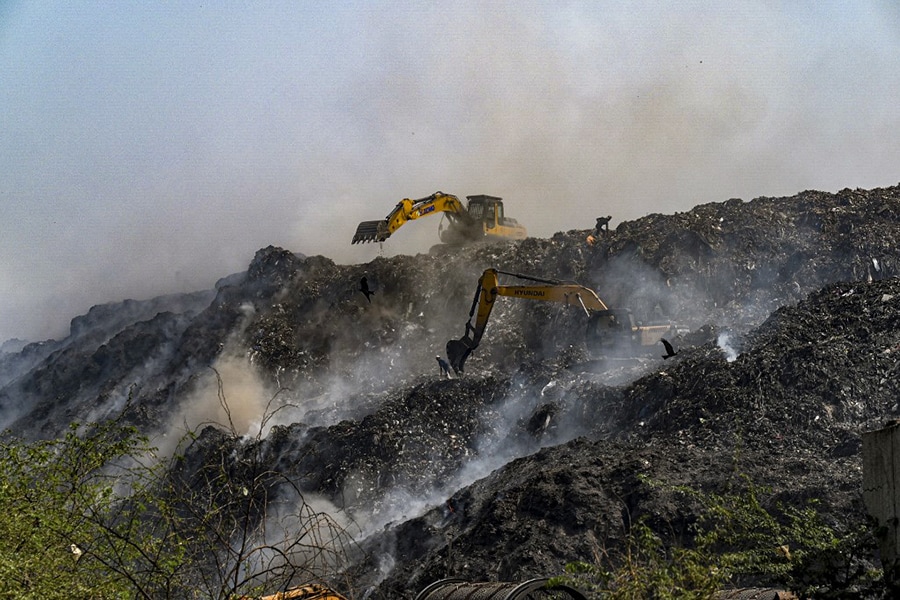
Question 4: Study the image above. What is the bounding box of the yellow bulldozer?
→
[351,191,527,246]
[446,268,676,375]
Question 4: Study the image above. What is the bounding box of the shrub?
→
[555,476,884,599]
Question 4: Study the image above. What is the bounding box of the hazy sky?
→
[2,1,899,343]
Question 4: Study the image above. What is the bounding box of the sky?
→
[2,1,899,344]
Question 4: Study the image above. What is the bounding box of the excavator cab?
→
[586,308,674,355]
[586,309,636,353]
[466,195,501,231]
[464,195,526,242]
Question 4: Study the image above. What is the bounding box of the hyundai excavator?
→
[241,584,348,600]
[351,191,527,246]
[446,268,674,375]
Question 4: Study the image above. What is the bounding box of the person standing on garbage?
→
[587,215,612,245]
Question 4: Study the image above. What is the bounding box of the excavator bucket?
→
[446,337,475,375]
[352,220,389,244]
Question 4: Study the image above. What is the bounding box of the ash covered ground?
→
[3,184,900,596]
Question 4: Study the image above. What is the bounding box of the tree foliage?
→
[0,403,355,599]
[0,419,152,598]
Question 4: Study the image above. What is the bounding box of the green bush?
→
[0,419,158,598]
[555,519,725,599]
[0,408,354,599]
[555,476,884,599]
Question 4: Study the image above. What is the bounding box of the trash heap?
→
[2,184,900,596]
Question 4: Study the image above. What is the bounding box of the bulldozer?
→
[351,191,527,246]
[446,268,675,375]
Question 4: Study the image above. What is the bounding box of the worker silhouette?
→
[436,355,453,379]
[595,215,611,234]
[587,216,612,246]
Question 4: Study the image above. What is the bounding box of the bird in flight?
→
[359,276,375,303]
[661,338,678,359]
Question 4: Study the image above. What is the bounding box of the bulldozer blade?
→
[352,220,389,244]
[446,338,474,375]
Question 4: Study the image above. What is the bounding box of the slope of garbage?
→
[2,184,900,596]
[357,276,900,596]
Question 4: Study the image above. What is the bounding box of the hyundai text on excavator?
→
[351,191,527,246]
[446,268,675,375]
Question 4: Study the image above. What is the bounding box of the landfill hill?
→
[2,183,900,596]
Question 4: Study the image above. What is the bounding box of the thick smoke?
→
[588,252,686,332]
[3,4,900,344]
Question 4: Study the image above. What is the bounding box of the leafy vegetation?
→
[0,402,355,599]
[554,476,884,599]
[0,419,155,598]
[555,520,725,600]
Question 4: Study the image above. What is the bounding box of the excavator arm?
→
[352,191,470,244]
[446,269,610,375]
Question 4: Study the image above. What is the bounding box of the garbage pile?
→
[2,184,900,596]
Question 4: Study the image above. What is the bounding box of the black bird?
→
[359,276,374,303]
[660,338,678,359]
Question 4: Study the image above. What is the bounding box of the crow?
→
[661,338,678,359]
[359,276,374,303]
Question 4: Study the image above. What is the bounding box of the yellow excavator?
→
[446,268,675,375]
[241,584,348,600]
[351,191,527,246]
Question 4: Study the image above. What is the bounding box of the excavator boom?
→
[352,192,468,244]
[446,268,672,374]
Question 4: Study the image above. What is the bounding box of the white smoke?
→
[717,331,739,362]
[243,485,359,588]
[5,3,900,346]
